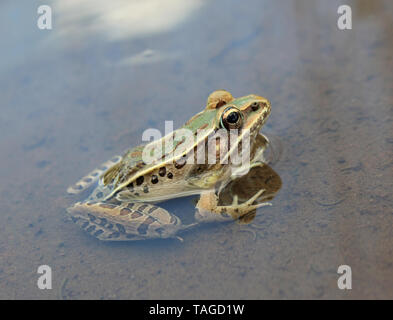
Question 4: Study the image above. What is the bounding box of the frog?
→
[66,90,273,241]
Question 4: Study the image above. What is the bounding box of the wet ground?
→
[0,0,392,299]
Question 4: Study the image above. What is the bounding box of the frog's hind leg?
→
[67,156,122,194]
[67,200,184,241]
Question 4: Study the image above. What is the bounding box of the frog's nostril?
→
[251,102,259,111]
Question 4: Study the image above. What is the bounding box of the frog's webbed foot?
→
[67,201,188,241]
[67,156,122,195]
[195,190,271,223]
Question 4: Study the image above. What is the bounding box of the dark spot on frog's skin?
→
[127,203,135,209]
[151,175,158,184]
[155,227,164,235]
[120,208,131,216]
[134,193,140,196]
[148,206,158,214]
[137,217,155,235]
[93,229,104,237]
[87,214,96,222]
[139,204,148,211]
[116,224,126,234]
[136,176,144,186]
[159,167,166,177]
[108,232,120,239]
[131,212,143,219]
[167,172,173,179]
[135,161,145,169]
[174,155,187,169]
[86,225,96,233]
[98,218,107,226]
[83,177,93,183]
[175,161,186,169]
[81,221,89,229]
[96,192,104,199]
[91,172,99,177]
[109,199,122,206]
[106,223,113,229]
[99,203,116,209]
[143,185,149,193]
[128,182,134,191]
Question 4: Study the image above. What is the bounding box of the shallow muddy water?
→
[0,0,392,299]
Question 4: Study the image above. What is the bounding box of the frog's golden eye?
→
[220,107,243,130]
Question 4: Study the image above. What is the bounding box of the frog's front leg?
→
[67,201,192,241]
[195,189,271,223]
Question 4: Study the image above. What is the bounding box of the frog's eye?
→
[220,107,243,130]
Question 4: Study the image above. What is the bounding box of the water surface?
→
[0,0,392,299]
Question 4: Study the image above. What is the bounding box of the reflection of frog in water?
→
[198,162,282,225]
[66,90,281,241]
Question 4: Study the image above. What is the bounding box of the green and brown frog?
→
[67,90,280,241]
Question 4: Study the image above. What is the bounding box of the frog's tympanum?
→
[67,90,280,241]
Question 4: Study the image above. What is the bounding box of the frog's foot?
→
[67,156,122,194]
[195,190,271,223]
[67,200,187,241]
[218,190,272,220]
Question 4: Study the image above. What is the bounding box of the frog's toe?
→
[67,156,122,195]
